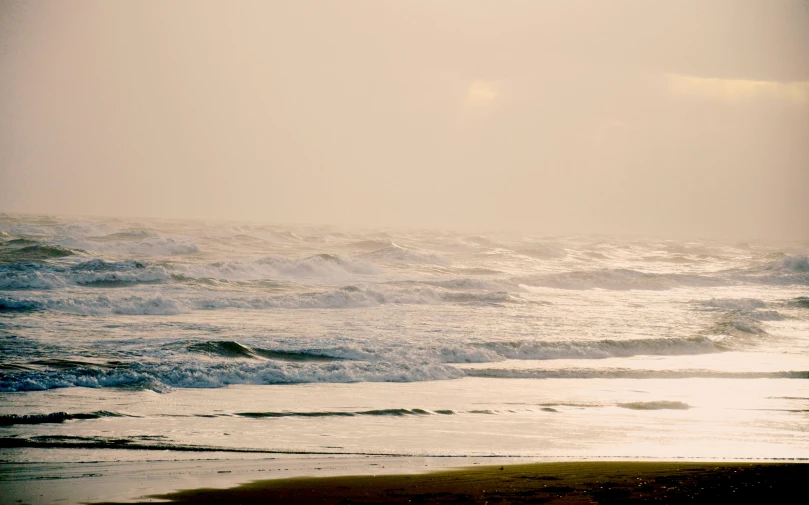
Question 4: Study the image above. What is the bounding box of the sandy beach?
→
[89,461,807,504]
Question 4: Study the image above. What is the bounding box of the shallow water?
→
[1,214,807,463]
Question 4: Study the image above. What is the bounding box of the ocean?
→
[1,213,807,471]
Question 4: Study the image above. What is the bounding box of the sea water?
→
[1,214,807,465]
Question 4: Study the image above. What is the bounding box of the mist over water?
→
[1,0,808,240]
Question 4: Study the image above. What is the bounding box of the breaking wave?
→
[0,334,733,392]
[0,358,464,392]
[0,259,169,290]
[0,294,186,315]
[731,253,809,285]
[781,254,809,272]
[0,266,66,290]
[0,283,525,315]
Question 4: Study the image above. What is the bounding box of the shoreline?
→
[3,455,807,504]
[92,461,808,504]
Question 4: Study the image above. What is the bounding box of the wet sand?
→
[100,461,807,504]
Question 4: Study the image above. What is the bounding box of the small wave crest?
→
[57,236,199,256]
[175,254,376,282]
[439,336,719,363]
[186,341,344,362]
[464,368,808,379]
[0,410,128,426]
[71,259,170,285]
[516,244,567,260]
[423,277,518,292]
[91,230,158,242]
[0,243,75,264]
[617,401,690,410]
[700,298,782,325]
[708,313,768,348]
[516,269,722,291]
[360,244,451,266]
[236,408,437,418]
[701,298,766,312]
[346,239,394,251]
[0,435,270,454]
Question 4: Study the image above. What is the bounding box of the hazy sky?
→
[1,0,808,239]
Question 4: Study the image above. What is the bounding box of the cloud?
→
[464,80,501,108]
[666,73,809,104]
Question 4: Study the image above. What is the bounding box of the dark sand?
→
[100,462,807,504]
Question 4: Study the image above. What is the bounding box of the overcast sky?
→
[1,0,808,239]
